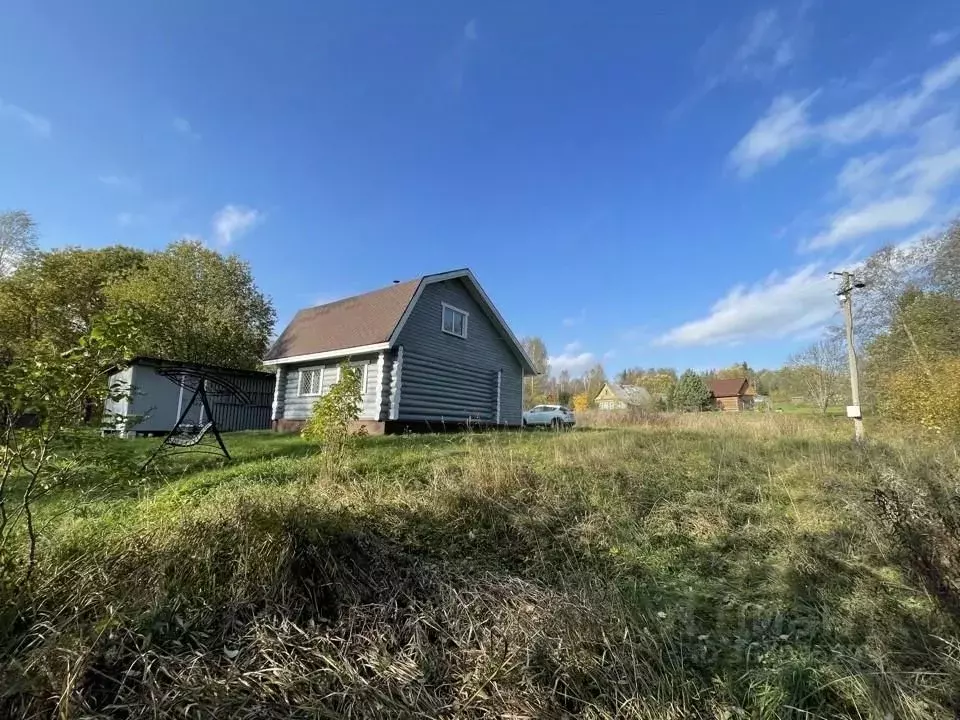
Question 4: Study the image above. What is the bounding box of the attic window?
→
[441,303,468,339]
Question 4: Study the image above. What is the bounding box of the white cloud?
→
[805,195,934,250]
[835,153,891,196]
[464,18,478,41]
[0,98,51,137]
[931,29,959,47]
[801,111,960,251]
[173,116,200,140]
[116,211,146,227]
[603,349,617,361]
[563,341,583,354]
[212,204,261,246]
[733,9,795,78]
[894,146,960,192]
[730,94,816,176]
[731,53,960,174]
[562,309,585,327]
[701,7,805,87]
[548,351,596,376]
[655,264,839,347]
[98,174,139,192]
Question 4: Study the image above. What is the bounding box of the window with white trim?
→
[298,367,324,396]
[348,362,368,394]
[301,367,336,396]
[441,303,468,338]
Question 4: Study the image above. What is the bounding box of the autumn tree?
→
[579,363,607,401]
[882,356,960,434]
[671,370,713,411]
[105,239,275,369]
[787,337,846,413]
[617,367,677,403]
[521,336,550,407]
[571,393,590,412]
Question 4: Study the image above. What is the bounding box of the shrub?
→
[874,471,960,624]
[881,357,960,434]
[301,363,364,473]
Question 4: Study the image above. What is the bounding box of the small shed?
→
[104,357,275,437]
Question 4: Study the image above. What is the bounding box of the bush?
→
[881,357,960,434]
[301,363,364,473]
[874,471,960,623]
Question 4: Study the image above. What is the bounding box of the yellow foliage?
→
[572,393,590,412]
[882,357,960,434]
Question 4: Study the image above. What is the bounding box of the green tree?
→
[1,309,141,575]
[105,239,275,369]
[671,370,713,412]
[0,245,146,359]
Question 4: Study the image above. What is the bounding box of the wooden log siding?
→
[395,278,523,425]
[398,352,497,421]
[280,354,381,421]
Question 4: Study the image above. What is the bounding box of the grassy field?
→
[2,415,959,718]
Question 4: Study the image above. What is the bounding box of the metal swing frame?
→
[140,367,254,469]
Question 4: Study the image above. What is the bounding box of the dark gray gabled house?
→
[264,269,537,433]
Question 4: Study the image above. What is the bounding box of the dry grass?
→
[2,414,960,718]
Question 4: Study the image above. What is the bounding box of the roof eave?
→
[262,342,391,366]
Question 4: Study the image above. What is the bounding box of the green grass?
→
[769,402,847,415]
[2,415,959,718]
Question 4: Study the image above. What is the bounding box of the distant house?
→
[264,269,537,433]
[708,378,755,412]
[594,382,653,410]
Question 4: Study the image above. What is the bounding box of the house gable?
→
[394,278,524,424]
[595,384,618,402]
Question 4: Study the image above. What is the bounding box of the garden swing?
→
[140,367,253,469]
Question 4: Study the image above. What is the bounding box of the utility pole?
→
[829,270,866,442]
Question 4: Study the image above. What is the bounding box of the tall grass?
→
[2,416,959,718]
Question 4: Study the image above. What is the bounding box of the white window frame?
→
[298,367,325,397]
[441,302,469,339]
[300,363,370,399]
[348,362,368,394]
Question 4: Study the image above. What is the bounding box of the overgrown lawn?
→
[2,415,958,718]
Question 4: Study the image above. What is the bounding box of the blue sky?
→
[3,1,960,376]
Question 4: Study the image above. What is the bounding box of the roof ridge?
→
[304,275,422,311]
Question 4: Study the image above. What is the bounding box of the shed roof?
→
[708,378,749,398]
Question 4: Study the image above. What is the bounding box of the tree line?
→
[522,220,960,427]
[0,210,275,370]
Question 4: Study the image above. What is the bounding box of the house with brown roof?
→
[708,378,755,412]
[264,269,537,433]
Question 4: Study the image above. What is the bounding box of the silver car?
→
[522,404,576,429]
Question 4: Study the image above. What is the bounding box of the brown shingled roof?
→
[264,278,420,360]
[708,378,749,398]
